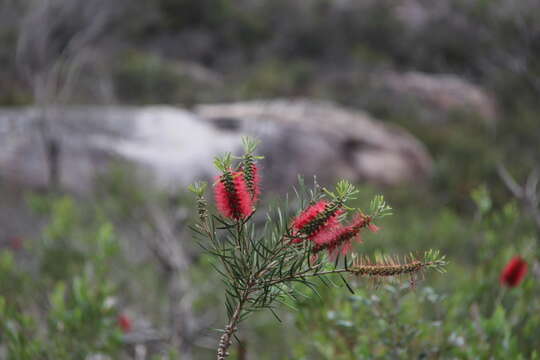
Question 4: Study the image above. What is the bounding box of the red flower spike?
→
[214,178,234,218]
[312,214,370,259]
[232,171,253,216]
[117,314,133,333]
[291,201,343,242]
[292,201,328,231]
[326,209,344,228]
[214,171,253,220]
[500,256,528,288]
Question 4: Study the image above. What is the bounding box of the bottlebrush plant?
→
[188,138,447,359]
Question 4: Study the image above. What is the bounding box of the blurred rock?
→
[376,71,497,123]
[0,101,432,194]
[0,106,240,193]
[196,99,433,189]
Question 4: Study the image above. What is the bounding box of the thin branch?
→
[496,163,524,199]
[497,163,540,231]
[254,256,446,290]
[216,298,245,360]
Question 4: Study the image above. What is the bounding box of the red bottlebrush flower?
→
[292,201,328,231]
[312,214,370,259]
[500,256,528,288]
[291,201,343,243]
[117,314,133,333]
[214,170,253,220]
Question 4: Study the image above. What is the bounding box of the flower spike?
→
[312,214,371,258]
[291,200,343,242]
[214,170,253,220]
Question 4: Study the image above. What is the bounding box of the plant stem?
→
[217,219,253,359]
[258,261,441,289]
[217,297,245,359]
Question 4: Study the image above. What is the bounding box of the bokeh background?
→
[1,0,540,359]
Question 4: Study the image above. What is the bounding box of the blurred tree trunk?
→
[15,0,121,192]
[148,204,198,359]
[45,131,61,191]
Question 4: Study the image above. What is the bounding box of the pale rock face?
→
[196,99,433,188]
[96,106,241,188]
[0,106,243,193]
[0,100,433,194]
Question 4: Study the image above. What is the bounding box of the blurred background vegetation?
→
[1,0,539,359]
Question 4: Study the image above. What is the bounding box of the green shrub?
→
[291,186,539,359]
[0,196,124,359]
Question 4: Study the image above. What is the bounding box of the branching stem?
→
[216,277,256,359]
[216,298,244,360]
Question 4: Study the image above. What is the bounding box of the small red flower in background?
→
[500,256,528,288]
[117,314,133,333]
[214,171,253,220]
[9,236,24,251]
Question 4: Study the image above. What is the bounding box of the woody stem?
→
[216,287,251,360]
